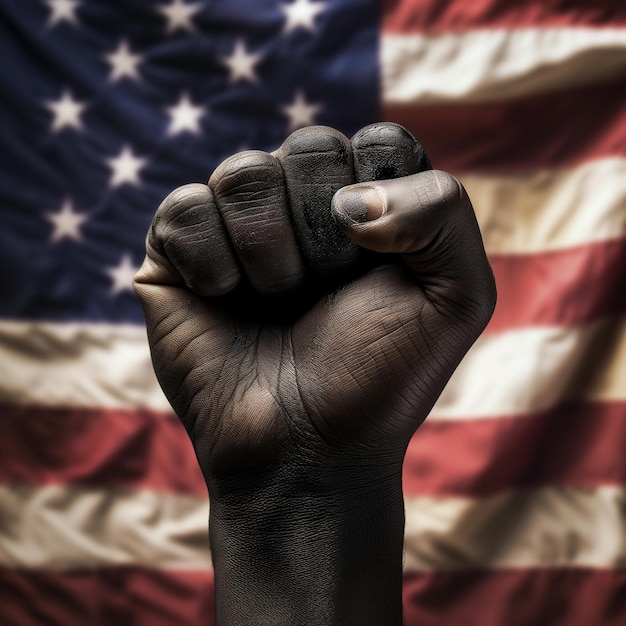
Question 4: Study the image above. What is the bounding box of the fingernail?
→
[333,186,386,226]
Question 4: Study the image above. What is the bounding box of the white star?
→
[166,93,205,136]
[45,199,87,243]
[45,90,86,133]
[221,40,262,84]
[281,0,326,33]
[107,254,139,295]
[281,91,323,131]
[105,40,143,82]
[158,0,202,34]
[45,0,80,26]
[106,146,147,188]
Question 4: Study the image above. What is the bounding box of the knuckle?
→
[147,181,241,296]
[278,125,351,158]
[150,183,213,250]
[431,170,464,208]
[353,121,411,145]
[160,182,209,209]
[352,122,430,180]
[209,150,278,193]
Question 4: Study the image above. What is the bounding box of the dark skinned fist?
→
[134,122,496,626]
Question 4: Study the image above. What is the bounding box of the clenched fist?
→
[134,122,496,626]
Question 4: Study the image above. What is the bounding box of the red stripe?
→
[0,568,215,626]
[1,568,624,626]
[486,238,626,334]
[383,0,626,33]
[0,406,207,496]
[404,402,626,497]
[403,569,626,626]
[383,79,626,173]
[3,402,625,499]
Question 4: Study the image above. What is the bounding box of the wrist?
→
[208,456,406,626]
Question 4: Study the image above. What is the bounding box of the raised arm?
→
[134,122,496,626]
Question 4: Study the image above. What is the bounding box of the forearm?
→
[209,461,406,626]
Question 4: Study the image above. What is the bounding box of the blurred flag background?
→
[1,0,625,624]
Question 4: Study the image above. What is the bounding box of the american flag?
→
[1,0,625,624]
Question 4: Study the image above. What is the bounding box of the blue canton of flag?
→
[1,0,379,324]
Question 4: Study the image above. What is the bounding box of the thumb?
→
[332,169,496,328]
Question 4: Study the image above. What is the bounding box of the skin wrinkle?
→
[217,167,281,188]
[165,360,204,408]
[280,146,351,157]
[147,305,181,340]
[156,199,215,235]
[148,315,191,355]
[164,321,220,365]
[279,326,333,449]
[168,359,220,423]
[212,151,281,173]
[168,229,214,245]
[301,356,383,444]
[272,327,297,441]
[178,376,208,435]
[360,325,419,387]
[385,325,421,376]
[222,200,285,217]
[218,190,285,210]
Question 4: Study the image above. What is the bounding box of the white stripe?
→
[461,157,626,254]
[431,317,626,420]
[382,28,626,103]
[2,483,623,571]
[1,315,625,416]
[404,486,626,571]
[0,321,170,411]
[0,484,210,570]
